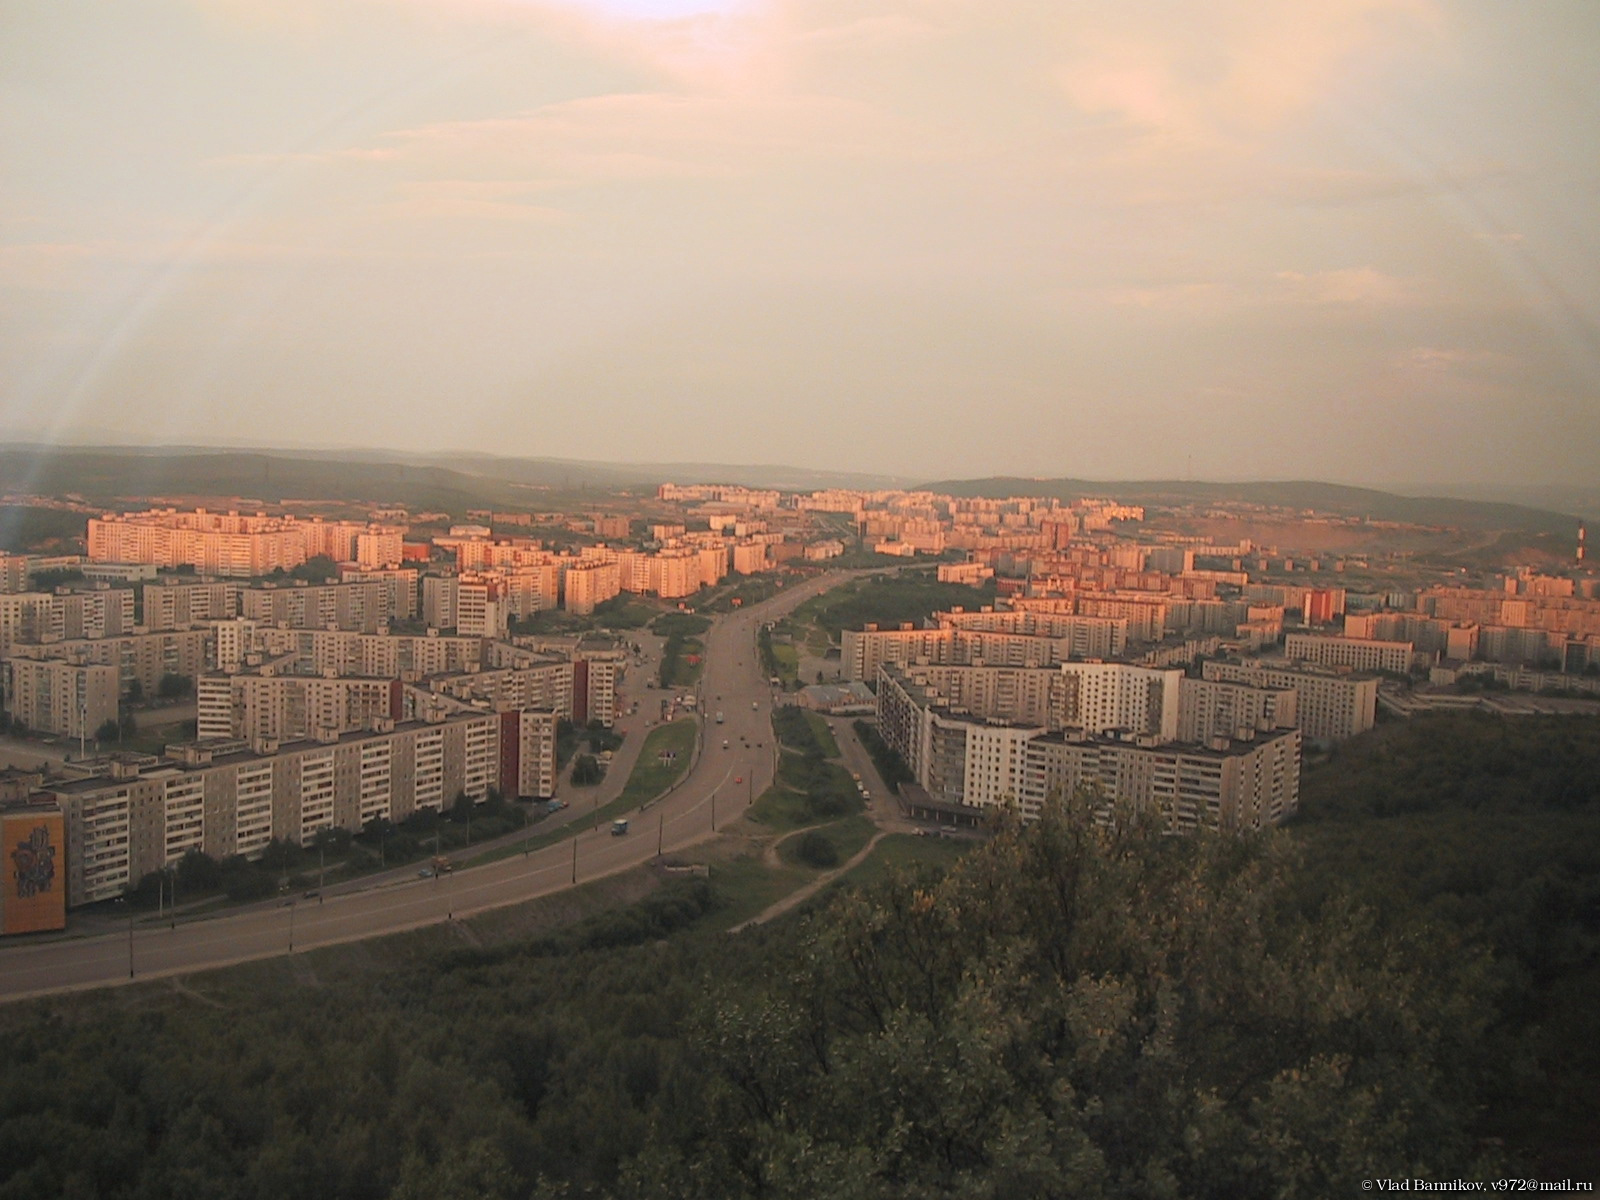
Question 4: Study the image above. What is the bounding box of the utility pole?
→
[711,790,716,832]
[657,810,664,857]
[571,834,578,884]
[288,900,296,954]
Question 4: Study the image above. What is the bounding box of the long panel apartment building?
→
[841,618,1128,681]
[876,663,1299,832]
[1283,633,1414,675]
[1201,658,1378,742]
[50,707,555,907]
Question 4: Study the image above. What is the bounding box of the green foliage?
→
[571,754,604,786]
[586,722,622,754]
[649,806,1499,1199]
[616,720,697,807]
[798,573,997,639]
[27,566,86,590]
[556,717,580,768]
[1290,712,1600,1173]
[657,632,703,688]
[772,705,826,756]
[288,554,338,583]
[156,672,193,699]
[3,718,1592,1194]
[0,505,88,553]
[94,718,120,743]
[1298,711,1600,821]
[853,718,915,791]
[791,830,839,868]
[649,612,710,638]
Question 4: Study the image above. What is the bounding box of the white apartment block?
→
[1176,676,1298,743]
[0,592,52,654]
[841,619,1128,682]
[87,510,406,577]
[143,580,239,631]
[196,671,399,743]
[2,658,119,739]
[562,560,621,615]
[46,587,135,641]
[1017,728,1301,832]
[1284,633,1413,675]
[239,579,392,634]
[1201,659,1378,742]
[877,664,1300,832]
[50,711,514,906]
[8,629,208,700]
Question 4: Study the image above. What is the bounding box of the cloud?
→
[1274,267,1417,306]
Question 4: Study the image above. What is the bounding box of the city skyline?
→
[3,0,1598,485]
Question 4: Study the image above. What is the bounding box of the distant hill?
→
[918,476,1583,536]
[0,447,522,511]
[0,444,909,506]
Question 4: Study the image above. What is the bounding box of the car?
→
[417,867,435,878]
[303,889,320,899]
[735,776,743,784]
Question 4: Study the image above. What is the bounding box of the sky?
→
[2,0,1597,486]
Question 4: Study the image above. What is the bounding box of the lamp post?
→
[117,898,133,979]
[287,898,296,953]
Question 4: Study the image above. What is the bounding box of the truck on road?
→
[716,711,724,724]
[611,819,630,836]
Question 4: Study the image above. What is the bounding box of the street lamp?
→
[287,898,296,953]
[116,898,133,979]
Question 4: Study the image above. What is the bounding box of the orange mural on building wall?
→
[2,809,67,935]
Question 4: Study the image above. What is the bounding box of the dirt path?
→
[731,828,891,932]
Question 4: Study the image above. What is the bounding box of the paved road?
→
[0,571,856,1004]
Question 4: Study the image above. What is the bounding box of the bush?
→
[794,830,839,868]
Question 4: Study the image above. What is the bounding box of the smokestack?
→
[1580,524,1587,564]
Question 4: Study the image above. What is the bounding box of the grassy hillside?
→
[918,475,1582,535]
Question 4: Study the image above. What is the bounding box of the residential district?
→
[1,482,1596,939]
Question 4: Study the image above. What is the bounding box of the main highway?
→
[0,570,855,1004]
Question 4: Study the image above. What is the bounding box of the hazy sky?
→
[3,0,1597,484]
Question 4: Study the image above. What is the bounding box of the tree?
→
[157,673,193,699]
[95,718,120,743]
[126,678,143,703]
[289,555,339,583]
[571,754,603,786]
[450,791,474,824]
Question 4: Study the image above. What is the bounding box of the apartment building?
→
[841,618,1128,682]
[9,629,208,700]
[45,587,135,641]
[2,658,119,739]
[143,580,239,631]
[562,559,621,615]
[196,671,403,742]
[239,579,392,634]
[50,710,512,906]
[1176,676,1298,743]
[877,664,1299,831]
[88,510,406,576]
[1017,727,1301,832]
[0,592,52,654]
[1284,633,1413,675]
[1201,659,1378,742]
